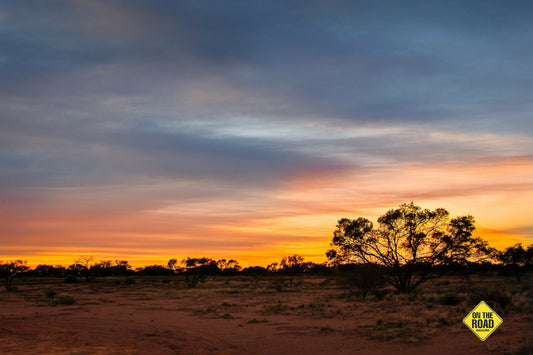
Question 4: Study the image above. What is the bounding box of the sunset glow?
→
[1,1,532,267]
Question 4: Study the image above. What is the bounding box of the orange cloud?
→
[2,157,531,267]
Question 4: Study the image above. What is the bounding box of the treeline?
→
[2,247,532,285]
[1,243,532,292]
[0,254,337,291]
[16,255,331,280]
[4,203,531,293]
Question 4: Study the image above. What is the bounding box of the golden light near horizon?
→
[1,2,532,268]
[3,156,532,268]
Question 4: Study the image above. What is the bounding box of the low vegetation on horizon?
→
[1,203,532,293]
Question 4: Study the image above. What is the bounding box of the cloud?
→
[2,0,533,130]
[1,1,532,264]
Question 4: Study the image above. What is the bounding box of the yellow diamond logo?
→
[463,301,503,341]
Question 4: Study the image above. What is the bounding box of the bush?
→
[124,278,136,284]
[338,264,385,299]
[247,318,268,324]
[467,286,511,310]
[44,289,57,299]
[46,292,76,306]
[54,294,76,305]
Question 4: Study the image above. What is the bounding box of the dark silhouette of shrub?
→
[53,294,76,305]
[75,255,95,281]
[177,257,219,288]
[338,263,386,299]
[278,254,308,287]
[468,286,511,310]
[216,259,242,275]
[45,289,57,299]
[34,264,66,277]
[136,265,174,276]
[44,289,76,305]
[497,243,533,283]
[90,260,133,277]
[0,260,29,291]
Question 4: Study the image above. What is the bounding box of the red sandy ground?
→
[0,276,531,354]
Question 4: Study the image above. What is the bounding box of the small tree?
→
[217,259,242,274]
[136,265,174,276]
[112,260,132,276]
[0,260,29,291]
[497,244,533,283]
[34,264,66,277]
[327,203,490,292]
[168,258,179,273]
[279,254,307,287]
[266,262,279,272]
[181,257,218,288]
[76,255,95,281]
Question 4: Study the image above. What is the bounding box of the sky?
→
[1,0,532,267]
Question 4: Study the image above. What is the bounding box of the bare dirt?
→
[0,275,531,354]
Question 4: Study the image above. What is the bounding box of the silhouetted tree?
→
[327,203,490,292]
[279,254,307,287]
[181,257,218,287]
[90,259,132,277]
[305,262,332,275]
[497,244,533,283]
[112,260,132,276]
[66,263,85,278]
[217,259,242,274]
[0,260,29,291]
[240,266,267,275]
[266,262,278,272]
[167,258,179,273]
[75,255,95,281]
[34,264,66,277]
[136,265,174,276]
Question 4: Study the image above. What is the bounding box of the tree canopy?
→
[0,260,29,291]
[497,243,533,282]
[327,202,490,292]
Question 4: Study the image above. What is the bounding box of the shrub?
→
[54,294,76,305]
[248,318,268,324]
[338,264,385,299]
[467,286,511,310]
[44,289,57,299]
[263,303,292,315]
[46,292,76,306]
